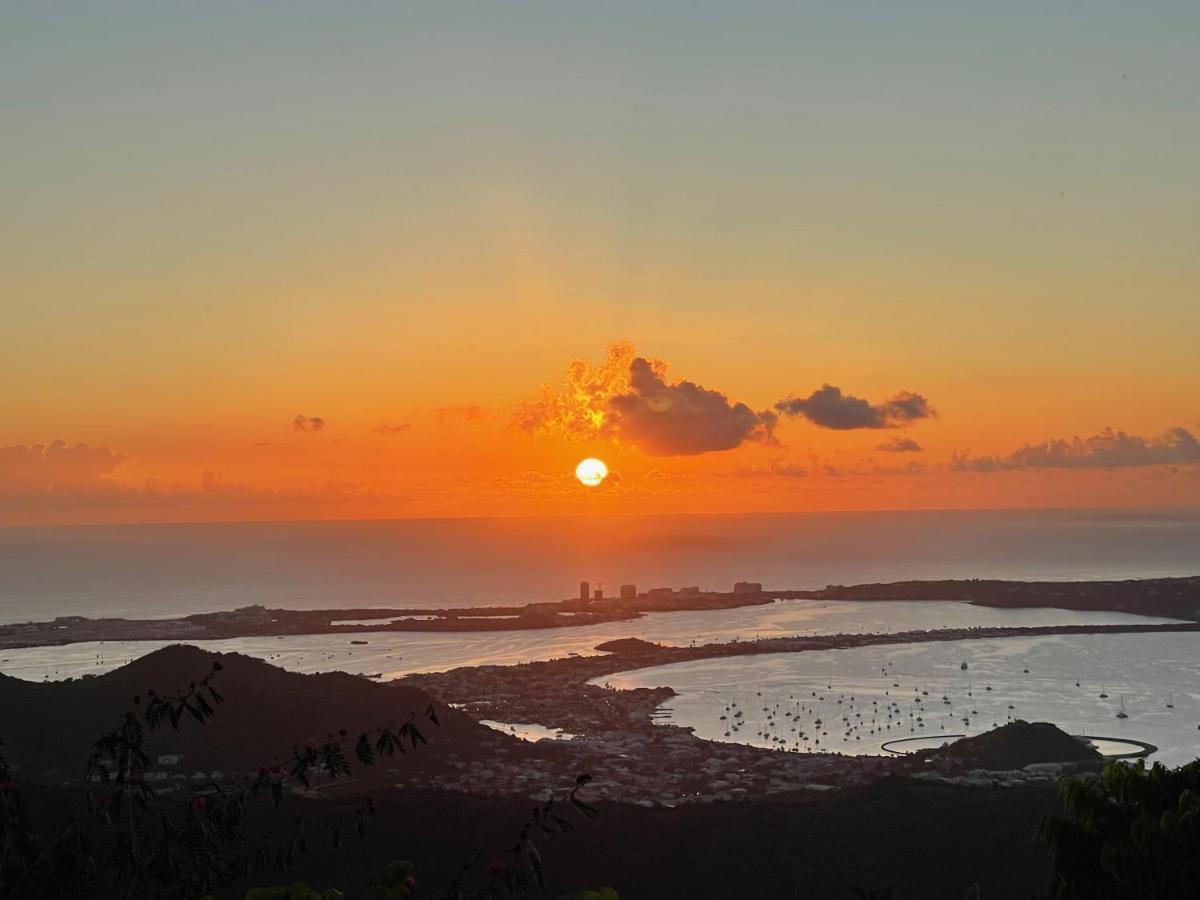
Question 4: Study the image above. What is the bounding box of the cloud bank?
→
[0,441,126,492]
[775,385,935,430]
[951,426,1200,471]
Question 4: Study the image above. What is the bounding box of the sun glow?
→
[575,457,608,487]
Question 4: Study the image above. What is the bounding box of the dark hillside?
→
[922,720,1101,771]
[0,645,490,779]
[15,777,1057,899]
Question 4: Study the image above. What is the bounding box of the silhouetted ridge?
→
[0,644,488,779]
[926,720,1101,770]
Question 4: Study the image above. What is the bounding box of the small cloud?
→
[776,385,935,430]
[292,414,325,433]
[373,423,411,435]
[951,426,1200,471]
[878,436,923,453]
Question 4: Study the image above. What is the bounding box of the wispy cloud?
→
[435,405,491,425]
[729,459,809,479]
[372,423,411,435]
[878,436,923,453]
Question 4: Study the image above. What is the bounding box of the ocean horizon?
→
[2,506,1198,625]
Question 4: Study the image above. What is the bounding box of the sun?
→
[575,457,608,487]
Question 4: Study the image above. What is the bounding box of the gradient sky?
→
[3,2,1198,524]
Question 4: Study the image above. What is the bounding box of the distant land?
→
[1,575,1197,651]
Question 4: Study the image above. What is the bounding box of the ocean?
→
[2,507,1198,624]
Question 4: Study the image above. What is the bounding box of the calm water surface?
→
[2,507,1198,623]
[600,632,1200,766]
[0,599,1179,682]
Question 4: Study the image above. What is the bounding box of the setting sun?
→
[575,457,608,487]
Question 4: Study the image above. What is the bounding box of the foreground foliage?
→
[1039,758,1200,898]
[0,661,598,899]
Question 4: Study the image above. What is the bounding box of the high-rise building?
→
[593,587,604,602]
[619,584,637,600]
[579,581,590,603]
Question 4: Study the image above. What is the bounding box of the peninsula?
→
[1,575,1197,651]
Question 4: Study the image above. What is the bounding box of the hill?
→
[0,644,495,780]
[921,720,1102,771]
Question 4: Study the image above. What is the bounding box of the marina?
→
[599,630,1200,766]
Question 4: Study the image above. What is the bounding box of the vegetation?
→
[1040,758,1200,898]
[0,661,599,899]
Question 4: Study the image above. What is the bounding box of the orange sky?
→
[3,5,1199,524]
[3,337,1198,525]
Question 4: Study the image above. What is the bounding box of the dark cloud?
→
[775,385,935,430]
[951,426,1200,472]
[292,414,325,432]
[0,441,126,492]
[609,358,777,456]
[878,436,923,453]
[372,423,411,435]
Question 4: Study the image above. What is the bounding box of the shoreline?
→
[398,621,1200,741]
[2,574,1197,651]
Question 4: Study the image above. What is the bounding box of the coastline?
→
[398,621,1200,740]
[3,574,1197,651]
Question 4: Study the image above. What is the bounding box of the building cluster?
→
[576,580,764,604]
[578,581,640,603]
[379,730,885,807]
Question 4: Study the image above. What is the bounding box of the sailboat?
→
[1099,685,1108,699]
[1166,693,1175,709]
[1116,696,1129,720]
